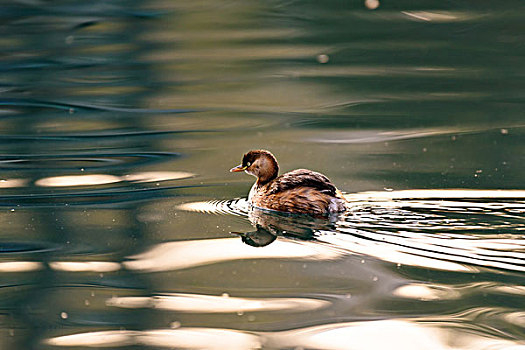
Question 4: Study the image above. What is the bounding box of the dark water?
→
[1,0,524,349]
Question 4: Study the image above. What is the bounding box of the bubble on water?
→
[60,312,68,319]
[317,54,329,64]
[365,0,380,10]
[65,35,74,44]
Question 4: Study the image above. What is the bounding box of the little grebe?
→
[230,150,346,216]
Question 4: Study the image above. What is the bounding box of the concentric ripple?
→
[179,190,525,272]
[178,198,251,217]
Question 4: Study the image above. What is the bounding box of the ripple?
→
[178,198,250,216]
[310,127,525,144]
[0,184,198,208]
[0,152,179,172]
[0,241,58,254]
[0,166,195,207]
[0,98,196,114]
[180,190,525,272]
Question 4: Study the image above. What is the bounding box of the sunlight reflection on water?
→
[124,238,343,272]
[2,0,524,348]
[43,319,525,350]
[106,293,330,313]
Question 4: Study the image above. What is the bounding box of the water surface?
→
[1,0,524,349]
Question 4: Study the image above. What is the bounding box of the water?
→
[1,0,524,349]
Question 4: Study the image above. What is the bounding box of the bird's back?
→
[250,169,346,215]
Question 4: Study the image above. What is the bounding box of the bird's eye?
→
[246,162,251,166]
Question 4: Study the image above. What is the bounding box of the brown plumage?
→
[230,150,346,216]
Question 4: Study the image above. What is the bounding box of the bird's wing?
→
[266,169,338,196]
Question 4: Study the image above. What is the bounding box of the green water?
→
[0,0,524,349]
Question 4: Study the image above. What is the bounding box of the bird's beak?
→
[230,165,246,172]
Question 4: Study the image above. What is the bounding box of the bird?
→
[230,150,346,216]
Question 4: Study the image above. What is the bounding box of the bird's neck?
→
[255,157,279,186]
[256,168,278,186]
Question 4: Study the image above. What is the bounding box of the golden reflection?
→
[177,201,219,214]
[490,285,525,295]
[43,320,525,349]
[393,283,460,301]
[0,261,43,272]
[122,171,194,183]
[124,238,342,272]
[106,293,329,313]
[44,328,259,349]
[503,312,525,327]
[138,329,260,350]
[263,319,525,350]
[0,178,27,188]
[49,261,121,272]
[44,330,136,347]
[35,174,121,187]
[35,171,194,187]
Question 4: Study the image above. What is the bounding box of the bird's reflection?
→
[234,206,341,247]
